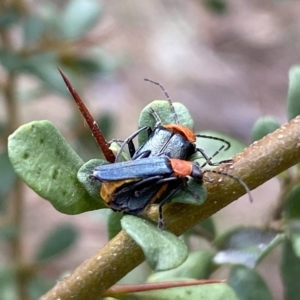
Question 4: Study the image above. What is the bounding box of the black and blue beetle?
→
[59,70,252,228]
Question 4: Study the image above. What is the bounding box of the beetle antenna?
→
[144,78,179,124]
[196,134,231,151]
[204,170,253,203]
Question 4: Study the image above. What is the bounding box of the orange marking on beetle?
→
[169,158,192,177]
[101,179,137,204]
[150,183,169,204]
[163,124,196,142]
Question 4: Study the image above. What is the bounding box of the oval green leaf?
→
[229,265,273,300]
[148,250,214,282]
[204,0,228,14]
[23,15,46,46]
[27,277,54,300]
[287,66,300,121]
[214,227,284,268]
[77,158,106,205]
[35,223,78,262]
[170,178,207,205]
[186,217,216,241]
[24,53,70,95]
[8,120,103,214]
[138,100,194,146]
[121,215,188,271]
[107,211,123,240]
[251,116,281,142]
[60,0,102,39]
[281,238,300,300]
[287,223,300,258]
[284,185,300,219]
[0,151,17,212]
[199,217,216,239]
[0,7,20,29]
[0,265,17,300]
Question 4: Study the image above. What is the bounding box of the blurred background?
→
[1,0,300,299]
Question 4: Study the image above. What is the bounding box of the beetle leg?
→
[197,145,233,168]
[132,150,152,159]
[157,181,184,229]
[115,126,150,162]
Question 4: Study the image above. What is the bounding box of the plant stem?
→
[1,26,27,300]
[40,115,300,300]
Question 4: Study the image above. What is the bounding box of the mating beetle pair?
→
[59,70,252,228]
[94,157,204,229]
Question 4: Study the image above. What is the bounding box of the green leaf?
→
[287,222,300,258]
[0,50,25,72]
[228,265,273,300]
[138,100,194,146]
[8,120,103,214]
[23,15,46,46]
[0,151,17,212]
[251,116,281,142]
[77,158,106,205]
[0,51,69,95]
[214,227,284,267]
[284,185,300,219]
[148,250,214,282]
[186,217,216,241]
[60,0,102,39]
[287,66,300,120]
[35,223,78,261]
[63,49,120,76]
[107,211,123,240]
[97,113,114,140]
[281,238,300,300]
[203,0,228,14]
[129,283,238,300]
[0,224,18,241]
[24,53,71,95]
[291,230,300,257]
[64,56,105,75]
[170,178,207,205]
[28,277,54,300]
[0,265,17,300]
[121,215,188,271]
[199,217,216,238]
[0,7,20,29]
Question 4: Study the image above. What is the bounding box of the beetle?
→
[59,69,252,228]
[93,155,252,228]
[114,79,232,170]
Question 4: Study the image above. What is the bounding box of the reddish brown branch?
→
[104,280,224,297]
[58,68,115,163]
